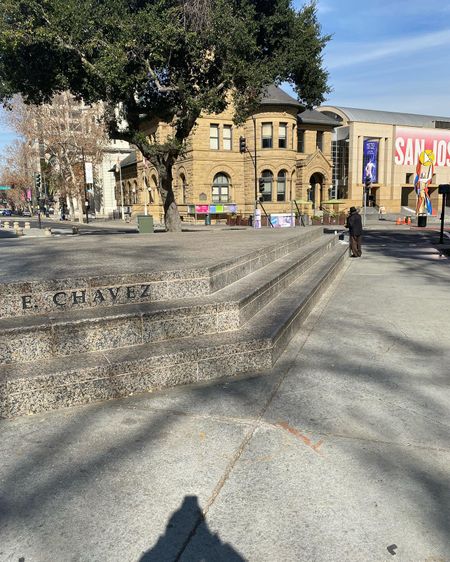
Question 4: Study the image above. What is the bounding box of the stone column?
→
[378,138,385,186]
[357,136,364,187]
[314,183,321,209]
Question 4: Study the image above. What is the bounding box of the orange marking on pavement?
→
[276,422,324,454]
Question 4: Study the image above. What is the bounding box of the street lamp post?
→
[81,147,89,224]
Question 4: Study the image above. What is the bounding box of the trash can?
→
[205,214,211,226]
[137,214,154,233]
[417,214,427,228]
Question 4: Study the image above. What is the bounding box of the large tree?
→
[0,0,330,231]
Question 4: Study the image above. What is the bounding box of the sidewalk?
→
[1,228,449,562]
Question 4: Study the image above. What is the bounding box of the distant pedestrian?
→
[346,206,363,257]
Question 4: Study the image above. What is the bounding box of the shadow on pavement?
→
[140,495,245,562]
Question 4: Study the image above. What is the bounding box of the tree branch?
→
[145,61,176,93]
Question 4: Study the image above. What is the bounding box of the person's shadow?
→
[139,495,246,561]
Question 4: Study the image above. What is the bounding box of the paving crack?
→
[173,253,348,561]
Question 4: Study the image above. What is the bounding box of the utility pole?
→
[81,147,89,224]
[438,184,450,244]
[252,116,258,219]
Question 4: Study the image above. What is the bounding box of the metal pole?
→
[363,184,368,227]
[252,116,258,227]
[82,147,89,224]
[119,164,125,221]
[143,165,148,216]
[439,192,446,244]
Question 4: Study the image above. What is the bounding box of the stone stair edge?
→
[0,229,321,294]
[0,243,348,418]
[0,234,336,335]
[207,228,321,275]
[0,229,325,320]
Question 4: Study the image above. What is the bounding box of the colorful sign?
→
[395,126,450,167]
[362,139,379,183]
[0,185,12,191]
[414,150,434,215]
[270,213,295,228]
[189,204,237,214]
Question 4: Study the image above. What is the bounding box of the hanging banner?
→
[395,126,450,167]
[85,162,94,184]
[362,139,379,183]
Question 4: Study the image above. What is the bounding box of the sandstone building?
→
[113,86,337,222]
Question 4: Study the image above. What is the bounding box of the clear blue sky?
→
[297,0,450,115]
[1,0,450,154]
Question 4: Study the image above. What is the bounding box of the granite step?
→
[0,234,338,365]
[0,243,348,418]
[0,228,322,320]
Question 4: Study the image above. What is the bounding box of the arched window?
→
[212,173,230,203]
[132,180,138,205]
[261,170,273,201]
[180,173,187,204]
[277,170,287,202]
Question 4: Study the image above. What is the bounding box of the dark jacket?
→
[346,212,363,236]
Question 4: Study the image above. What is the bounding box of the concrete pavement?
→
[0,228,449,562]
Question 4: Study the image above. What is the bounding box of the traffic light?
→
[34,173,41,190]
[258,177,265,193]
[239,136,246,153]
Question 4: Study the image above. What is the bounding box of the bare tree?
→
[0,139,35,211]
[4,94,107,219]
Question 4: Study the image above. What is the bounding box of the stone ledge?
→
[0,235,336,364]
[0,230,323,319]
[0,244,348,418]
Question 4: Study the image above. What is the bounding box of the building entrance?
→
[309,173,326,210]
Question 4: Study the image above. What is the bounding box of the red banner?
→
[395,126,450,167]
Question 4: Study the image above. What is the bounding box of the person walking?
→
[346,206,363,257]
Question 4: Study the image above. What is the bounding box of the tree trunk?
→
[159,159,182,232]
[68,196,75,219]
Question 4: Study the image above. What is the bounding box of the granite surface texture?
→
[0,235,337,363]
[0,229,322,319]
[0,240,348,418]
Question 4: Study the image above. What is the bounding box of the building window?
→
[262,123,273,149]
[212,173,230,203]
[406,173,414,184]
[279,123,287,149]
[297,129,305,153]
[210,124,219,150]
[277,171,287,201]
[261,170,273,201]
[180,174,187,203]
[316,131,324,151]
[223,125,232,151]
[292,124,296,149]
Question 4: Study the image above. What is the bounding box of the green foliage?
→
[0,1,329,140]
[0,0,330,228]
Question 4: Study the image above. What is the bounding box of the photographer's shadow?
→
[140,495,246,562]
